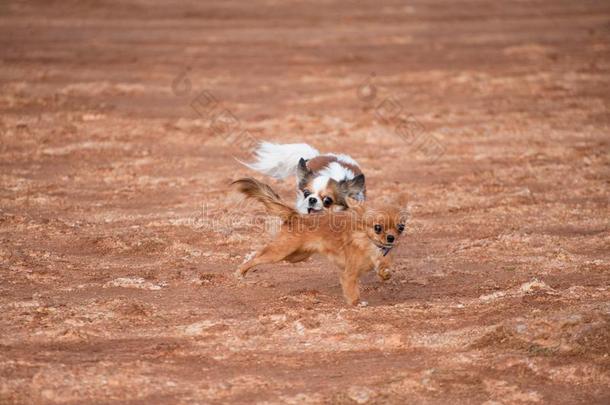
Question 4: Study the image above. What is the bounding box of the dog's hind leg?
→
[236,242,299,278]
[284,249,312,263]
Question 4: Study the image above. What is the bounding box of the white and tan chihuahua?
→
[242,142,366,214]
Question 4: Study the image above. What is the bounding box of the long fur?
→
[232,178,406,306]
[241,142,320,179]
[232,177,298,222]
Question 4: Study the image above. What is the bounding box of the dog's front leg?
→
[340,253,371,305]
[375,255,392,281]
[340,269,361,306]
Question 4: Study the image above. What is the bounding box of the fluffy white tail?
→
[242,142,319,179]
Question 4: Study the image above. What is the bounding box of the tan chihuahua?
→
[232,178,405,305]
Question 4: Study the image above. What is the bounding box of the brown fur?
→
[306,155,362,176]
[232,177,405,305]
[232,178,297,222]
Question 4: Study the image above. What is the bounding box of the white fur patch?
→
[242,142,319,179]
[319,162,355,181]
[311,175,330,192]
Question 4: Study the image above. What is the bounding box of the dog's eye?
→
[323,196,333,207]
[374,224,382,234]
[397,224,405,233]
[303,190,311,198]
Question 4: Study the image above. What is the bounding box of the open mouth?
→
[369,237,393,249]
[378,244,393,256]
[307,208,321,214]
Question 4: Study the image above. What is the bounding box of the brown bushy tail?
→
[231,177,298,222]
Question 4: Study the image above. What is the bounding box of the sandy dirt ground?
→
[1,0,609,404]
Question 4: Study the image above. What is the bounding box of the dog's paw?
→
[234,269,246,279]
[242,251,256,263]
[377,268,391,281]
[357,300,369,307]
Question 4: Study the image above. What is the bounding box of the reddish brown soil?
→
[1,1,609,404]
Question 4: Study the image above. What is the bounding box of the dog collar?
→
[371,240,393,256]
[380,246,393,256]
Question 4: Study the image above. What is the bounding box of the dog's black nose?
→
[386,235,395,243]
[308,197,317,205]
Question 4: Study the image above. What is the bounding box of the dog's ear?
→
[339,174,365,198]
[296,158,312,186]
